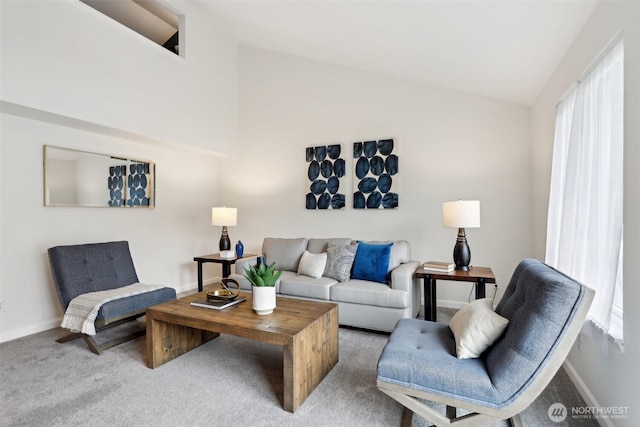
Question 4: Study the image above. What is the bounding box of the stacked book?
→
[422,261,455,272]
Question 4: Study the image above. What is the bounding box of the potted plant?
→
[243,260,283,315]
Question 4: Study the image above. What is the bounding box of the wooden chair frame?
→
[56,309,147,355]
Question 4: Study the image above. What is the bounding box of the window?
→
[545,37,624,343]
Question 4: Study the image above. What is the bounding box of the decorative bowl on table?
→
[206,278,241,301]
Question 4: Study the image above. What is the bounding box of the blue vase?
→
[235,241,244,258]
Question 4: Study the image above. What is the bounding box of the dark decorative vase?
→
[235,241,244,258]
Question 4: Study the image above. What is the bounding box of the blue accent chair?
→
[48,241,176,355]
[377,259,594,426]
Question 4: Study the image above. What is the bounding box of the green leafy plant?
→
[243,261,284,287]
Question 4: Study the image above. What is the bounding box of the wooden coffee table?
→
[146,291,339,413]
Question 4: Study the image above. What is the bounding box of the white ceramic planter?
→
[252,285,276,315]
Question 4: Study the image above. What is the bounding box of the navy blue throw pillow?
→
[352,242,393,284]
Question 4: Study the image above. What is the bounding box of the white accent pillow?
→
[449,298,509,359]
[297,250,327,279]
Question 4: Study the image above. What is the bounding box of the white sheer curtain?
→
[545,39,624,340]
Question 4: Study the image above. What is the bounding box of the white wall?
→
[0,115,224,342]
[220,46,532,307]
[0,0,238,155]
[531,1,640,423]
[0,0,238,342]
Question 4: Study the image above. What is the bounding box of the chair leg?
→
[446,406,456,419]
[94,329,145,354]
[56,320,146,355]
[56,332,84,344]
[82,335,104,355]
[380,387,500,427]
[401,407,414,427]
[69,329,145,355]
[56,332,105,355]
[508,413,523,427]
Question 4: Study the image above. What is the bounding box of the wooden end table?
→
[193,253,257,291]
[146,292,338,413]
[415,266,496,322]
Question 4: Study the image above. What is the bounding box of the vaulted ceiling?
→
[198,0,598,106]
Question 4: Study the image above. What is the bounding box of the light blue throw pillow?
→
[352,242,393,284]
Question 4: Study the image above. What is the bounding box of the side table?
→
[415,266,496,322]
[193,253,257,292]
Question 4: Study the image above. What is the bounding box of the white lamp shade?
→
[211,207,237,226]
[442,200,480,228]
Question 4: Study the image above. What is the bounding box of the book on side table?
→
[190,296,247,310]
[422,261,455,272]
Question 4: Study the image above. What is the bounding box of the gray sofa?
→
[229,237,421,332]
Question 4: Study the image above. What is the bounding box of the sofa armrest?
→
[234,255,259,275]
[230,256,259,291]
[391,260,421,317]
[390,261,420,293]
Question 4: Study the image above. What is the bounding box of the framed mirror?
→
[43,145,155,208]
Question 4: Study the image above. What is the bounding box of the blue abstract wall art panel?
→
[108,165,126,207]
[353,138,398,209]
[108,163,151,207]
[127,163,150,206]
[306,144,345,210]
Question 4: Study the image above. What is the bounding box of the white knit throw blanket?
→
[61,283,164,336]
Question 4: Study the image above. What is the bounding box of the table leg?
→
[197,261,204,292]
[146,313,218,369]
[222,263,231,278]
[282,306,338,412]
[476,279,486,299]
[423,278,437,322]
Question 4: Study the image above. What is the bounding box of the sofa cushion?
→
[297,250,327,278]
[323,242,358,282]
[306,238,352,254]
[449,298,509,359]
[262,238,308,272]
[352,242,392,284]
[279,275,338,300]
[330,280,409,309]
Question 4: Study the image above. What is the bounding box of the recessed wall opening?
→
[81,0,182,56]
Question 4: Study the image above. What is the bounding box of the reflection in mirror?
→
[43,145,155,208]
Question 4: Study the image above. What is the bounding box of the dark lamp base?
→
[219,226,231,251]
[452,227,471,272]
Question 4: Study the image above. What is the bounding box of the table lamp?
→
[212,207,237,258]
[442,200,480,271]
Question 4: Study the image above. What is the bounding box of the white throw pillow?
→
[297,250,327,279]
[448,298,509,359]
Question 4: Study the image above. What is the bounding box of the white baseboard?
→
[563,359,613,427]
[0,318,62,343]
[436,299,467,310]
[175,277,220,296]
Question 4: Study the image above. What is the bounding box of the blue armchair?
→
[48,241,176,355]
[376,259,594,426]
